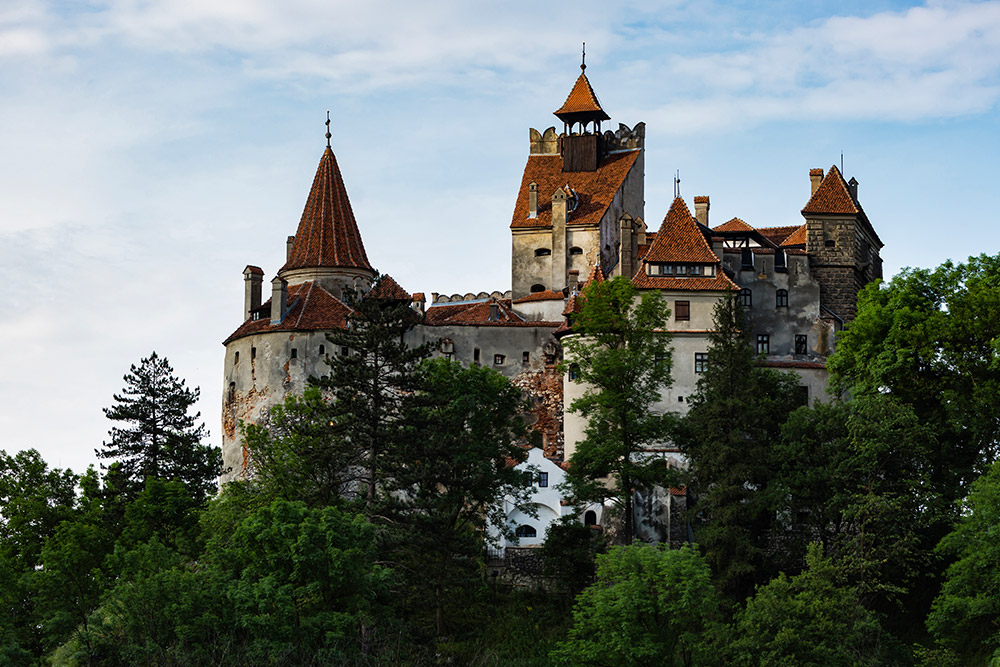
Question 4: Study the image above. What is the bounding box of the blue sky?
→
[3,0,999,473]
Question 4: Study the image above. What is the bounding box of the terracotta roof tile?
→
[244,265,264,275]
[424,299,555,327]
[223,281,352,344]
[756,225,801,245]
[366,274,410,301]
[510,151,640,229]
[282,146,373,273]
[761,360,826,370]
[712,217,755,233]
[780,225,807,246]
[563,263,606,316]
[513,289,566,304]
[641,197,720,264]
[801,165,859,216]
[554,71,610,120]
[631,273,737,291]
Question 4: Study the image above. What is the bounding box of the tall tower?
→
[509,58,645,300]
[220,131,376,481]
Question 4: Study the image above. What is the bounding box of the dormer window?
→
[535,248,551,257]
[741,248,754,270]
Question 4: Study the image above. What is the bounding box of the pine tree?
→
[97,352,218,501]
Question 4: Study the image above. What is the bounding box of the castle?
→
[221,61,883,545]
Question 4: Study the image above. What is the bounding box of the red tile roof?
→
[513,289,566,304]
[510,151,640,229]
[780,225,807,246]
[713,217,754,233]
[244,265,264,275]
[756,225,801,246]
[366,274,410,301]
[554,71,610,120]
[424,299,555,327]
[641,197,720,264]
[282,146,373,273]
[223,281,352,344]
[563,263,606,316]
[801,165,859,216]
[632,273,737,291]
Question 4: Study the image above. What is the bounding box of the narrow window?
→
[538,472,548,488]
[775,249,787,272]
[584,510,597,526]
[515,525,537,538]
[234,351,239,364]
[756,334,769,355]
[678,396,684,403]
[695,353,708,373]
[251,347,257,360]
[534,248,551,257]
[319,344,325,355]
[522,351,530,364]
[741,248,754,270]
[740,288,752,308]
[796,386,810,406]
[494,354,505,365]
[474,348,481,365]
[675,300,690,321]
[776,289,788,308]
[290,348,297,359]
[795,334,807,355]
[530,284,545,293]
[569,363,580,381]
[342,346,350,356]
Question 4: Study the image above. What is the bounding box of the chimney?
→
[528,181,538,219]
[489,301,499,321]
[286,235,295,262]
[411,292,426,315]
[848,177,859,201]
[809,168,824,196]
[619,214,634,279]
[270,276,287,324]
[568,269,580,294]
[551,187,569,290]
[694,196,710,227]
[243,265,263,321]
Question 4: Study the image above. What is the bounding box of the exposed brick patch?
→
[513,367,564,460]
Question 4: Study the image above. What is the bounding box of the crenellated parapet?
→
[431,290,512,304]
[529,127,559,155]
[604,122,645,151]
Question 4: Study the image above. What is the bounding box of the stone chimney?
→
[243,265,263,321]
[568,269,580,294]
[848,177,859,201]
[411,292,426,315]
[270,276,288,324]
[286,235,295,262]
[619,214,634,279]
[528,181,538,219]
[489,301,499,322]
[810,169,824,196]
[694,196,710,227]
[551,187,569,291]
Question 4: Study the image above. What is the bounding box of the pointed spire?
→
[554,51,610,125]
[642,197,719,264]
[282,142,373,273]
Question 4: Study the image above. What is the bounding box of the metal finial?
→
[581,41,586,71]
[674,170,681,198]
[325,110,332,147]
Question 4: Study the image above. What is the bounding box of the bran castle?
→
[220,62,883,545]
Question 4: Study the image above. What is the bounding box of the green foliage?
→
[562,276,674,543]
[96,352,219,501]
[731,544,898,666]
[552,543,725,666]
[541,517,604,598]
[676,291,800,598]
[928,460,1000,663]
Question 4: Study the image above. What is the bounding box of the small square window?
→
[522,351,530,364]
[538,472,548,488]
[740,289,753,308]
[290,348,297,359]
[695,353,708,373]
[675,301,690,321]
[795,335,807,355]
[342,347,350,356]
[494,354,505,365]
[756,334,769,355]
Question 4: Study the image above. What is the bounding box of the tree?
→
[551,543,725,666]
[561,276,674,544]
[927,460,1000,664]
[731,544,899,666]
[675,290,800,598]
[312,275,432,509]
[97,352,218,501]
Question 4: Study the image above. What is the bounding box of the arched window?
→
[530,284,546,293]
[776,289,788,308]
[569,246,583,255]
[569,363,581,381]
[535,248,551,257]
[584,510,597,527]
[515,525,537,538]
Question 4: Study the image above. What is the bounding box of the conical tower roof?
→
[282,146,372,272]
[554,61,611,126]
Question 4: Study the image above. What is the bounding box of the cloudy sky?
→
[3,0,999,474]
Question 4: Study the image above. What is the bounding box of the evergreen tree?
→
[561,276,674,544]
[675,290,800,599]
[97,352,218,501]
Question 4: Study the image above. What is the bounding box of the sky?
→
[3,0,1000,474]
